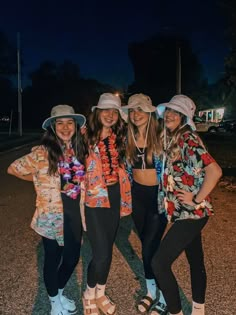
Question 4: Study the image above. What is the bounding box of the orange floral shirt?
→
[9,146,74,246]
[84,145,132,216]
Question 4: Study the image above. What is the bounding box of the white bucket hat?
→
[42,104,86,130]
[122,93,156,114]
[156,94,196,130]
[91,93,127,121]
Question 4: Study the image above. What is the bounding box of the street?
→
[0,145,235,315]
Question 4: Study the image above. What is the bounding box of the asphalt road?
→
[0,146,235,315]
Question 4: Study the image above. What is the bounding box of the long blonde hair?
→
[126,112,162,165]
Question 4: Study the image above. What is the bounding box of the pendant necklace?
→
[130,114,151,170]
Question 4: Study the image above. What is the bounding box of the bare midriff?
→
[133,168,158,186]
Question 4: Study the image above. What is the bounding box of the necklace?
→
[97,132,119,183]
[58,147,85,199]
[130,114,151,169]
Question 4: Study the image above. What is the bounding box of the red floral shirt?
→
[162,131,215,222]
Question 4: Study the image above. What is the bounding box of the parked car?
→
[193,116,219,133]
[218,119,236,132]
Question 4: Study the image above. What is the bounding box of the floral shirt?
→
[162,131,215,222]
[9,146,82,246]
[84,145,132,217]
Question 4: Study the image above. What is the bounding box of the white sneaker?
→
[50,307,70,315]
[60,295,77,314]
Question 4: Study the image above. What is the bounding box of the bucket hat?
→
[91,93,127,121]
[122,93,156,114]
[42,104,86,130]
[156,94,196,130]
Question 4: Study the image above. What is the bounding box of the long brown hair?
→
[126,112,162,165]
[41,121,87,175]
[163,114,203,161]
[85,109,127,163]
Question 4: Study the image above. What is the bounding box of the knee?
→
[63,251,80,269]
[151,252,170,281]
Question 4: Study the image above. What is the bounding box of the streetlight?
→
[17,32,22,136]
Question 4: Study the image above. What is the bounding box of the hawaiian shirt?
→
[162,131,215,222]
[9,146,70,246]
[84,145,132,217]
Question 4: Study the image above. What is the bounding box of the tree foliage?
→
[23,60,114,128]
[127,35,206,106]
[221,0,236,86]
[0,31,17,76]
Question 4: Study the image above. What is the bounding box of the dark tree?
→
[0,31,17,76]
[127,35,206,106]
[221,0,236,87]
[23,60,115,128]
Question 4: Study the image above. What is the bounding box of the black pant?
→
[42,193,82,297]
[132,181,167,279]
[85,183,120,287]
[151,217,208,314]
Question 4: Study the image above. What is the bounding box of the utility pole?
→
[17,32,22,136]
[176,42,181,94]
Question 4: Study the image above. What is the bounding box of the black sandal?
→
[137,296,157,314]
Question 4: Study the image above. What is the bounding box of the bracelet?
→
[192,196,201,205]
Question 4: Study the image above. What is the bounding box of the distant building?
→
[198,107,225,122]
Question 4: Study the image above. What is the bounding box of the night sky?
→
[0,0,229,88]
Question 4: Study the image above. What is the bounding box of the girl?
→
[122,93,168,315]
[82,93,132,315]
[8,105,87,315]
[151,95,222,315]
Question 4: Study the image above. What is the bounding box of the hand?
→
[176,189,195,206]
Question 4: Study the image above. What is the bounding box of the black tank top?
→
[132,147,155,169]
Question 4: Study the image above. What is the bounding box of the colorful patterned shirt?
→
[8,146,81,245]
[162,131,215,222]
[84,145,132,217]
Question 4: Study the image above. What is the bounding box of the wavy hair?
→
[85,109,127,163]
[126,112,162,165]
[41,121,87,175]
[163,114,203,161]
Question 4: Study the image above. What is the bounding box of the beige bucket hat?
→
[121,93,156,114]
[42,104,86,130]
[156,94,196,130]
[91,93,127,121]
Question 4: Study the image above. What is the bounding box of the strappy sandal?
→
[96,295,117,315]
[149,302,168,315]
[82,295,100,315]
[137,296,157,314]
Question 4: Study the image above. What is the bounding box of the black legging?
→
[131,181,167,279]
[42,193,82,297]
[151,217,208,314]
[85,182,120,287]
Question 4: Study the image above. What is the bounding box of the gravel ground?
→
[0,133,235,315]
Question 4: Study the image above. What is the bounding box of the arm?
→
[192,162,222,203]
[177,161,222,206]
[7,149,38,182]
[177,132,222,206]
[7,165,33,181]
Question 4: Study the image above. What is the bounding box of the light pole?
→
[17,32,22,136]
